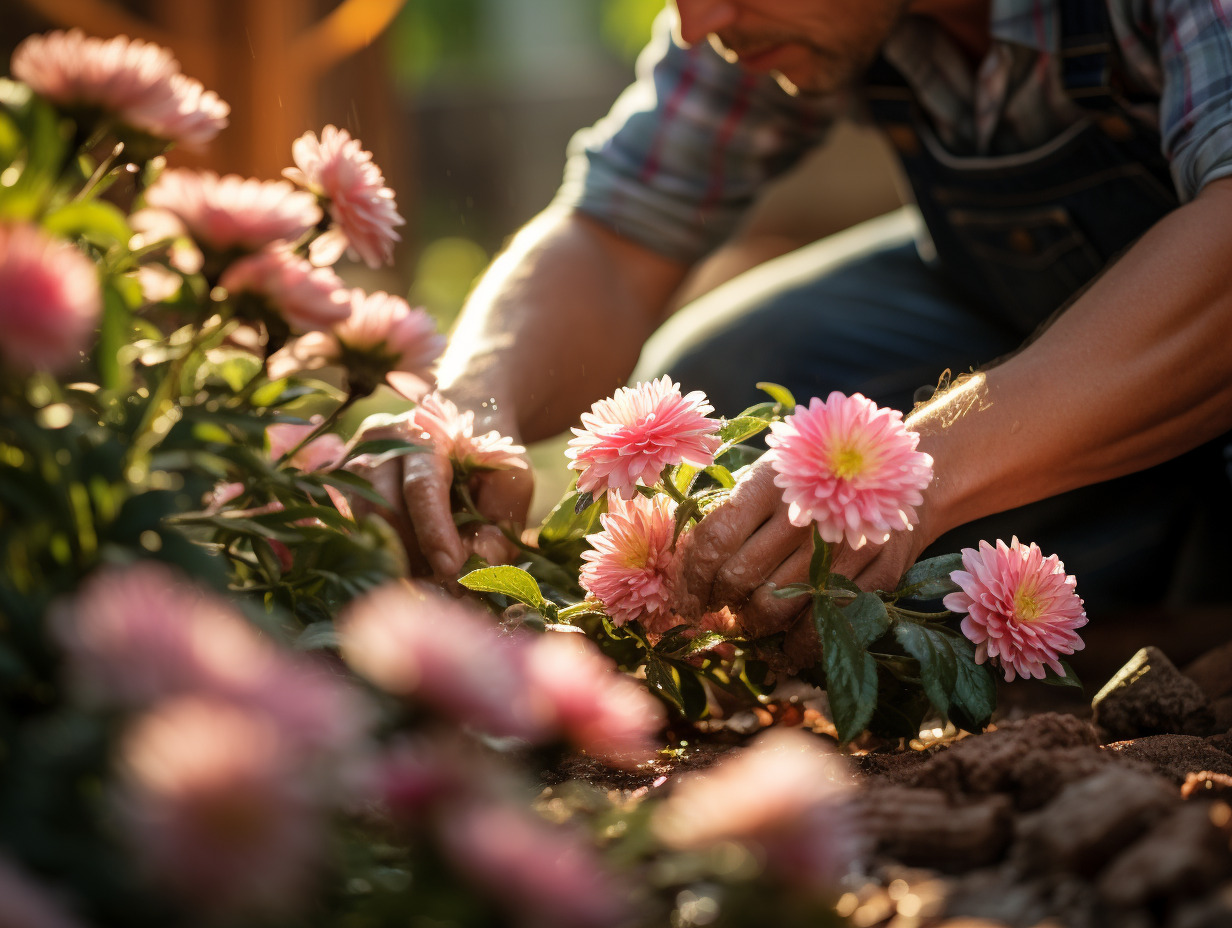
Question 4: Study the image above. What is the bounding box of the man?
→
[368,0,1232,639]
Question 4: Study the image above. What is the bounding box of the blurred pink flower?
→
[567,376,721,499]
[118,696,322,914]
[440,800,630,928]
[525,632,665,768]
[579,493,681,627]
[11,30,228,148]
[338,582,547,740]
[0,223,99,374]
[0,856,88,928]
[266,420,347,472]
[144,169,320,254]
[765,392,933,549]
[943,537,1087,683]
[221,245,351,333]
[332,289,445,399]
[283,126,405,268]
[408,392,528,473]
[654,728,861,891]
[54,562,367,754]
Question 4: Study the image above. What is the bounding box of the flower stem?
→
[275,393,357,467]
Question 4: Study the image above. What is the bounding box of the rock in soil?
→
[1092,646,1215,741]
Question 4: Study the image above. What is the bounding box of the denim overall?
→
[863,0,1179,336]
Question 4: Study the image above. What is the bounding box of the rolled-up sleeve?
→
[553,8,835,262]
[1157,0,1232,199]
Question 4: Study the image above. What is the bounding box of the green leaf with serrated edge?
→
[808,525,832,589]
[948,634,997,731]
[702,464,735,488]
[771,583,814,600]
[756,382,797,409]
[1036,659,1084,690]
[896,553,965,599]
[814,597,877,742]
[893,622,958,719]
[717,416,768,445]
[844,592,892,649]
[459,565,546,611]
[669,463,697,496]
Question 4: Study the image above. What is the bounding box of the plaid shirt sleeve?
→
[1155,0,1232,199]
[553,9,836,262]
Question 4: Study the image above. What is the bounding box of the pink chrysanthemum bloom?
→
[765,392,933,549]
[221,246,351,333]
[579,493,681,627]
[407,392,528,473]
[440,800,630,928]
[11,30,228,148]
[0,223,100,374]
[118,696,322,915]
[333,289,445,398]
[283,126,405,269]
[943,537,1088,683]
[566,376,721,500]
[524,632,665,768]
[338,582,547,740]
[654,728,862,891]
[144,169,321,254]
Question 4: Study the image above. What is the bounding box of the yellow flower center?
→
[832,447,865,480]
[1014,589,1043,622]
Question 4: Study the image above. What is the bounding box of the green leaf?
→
[896,553,964,599]
[814,597,878,742]
[672,496,701,545]
[808,525,832,589]
[702,464,735,489]
[893,622,959,719]
[42,200,131,248]
[843,592,891,649]
[669,463,697,496]
[770,582,814,600]
[645,654,686,713]
[756,382,797,409]
[97,284,132,391]
[344,437,431,469]
[717,416,768,445]
[826,573,861,594]
[1037,659,1083,690]
[948,636,997,731]
[459,565,547,612]
[538,489,605,548]
[295,621,339,652]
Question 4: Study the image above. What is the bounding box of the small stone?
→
[1092,647,1215,741]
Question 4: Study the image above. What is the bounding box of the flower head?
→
[334,289,445,398]
[567,377,721,499]
[654,728,861,891]
[338,582,546,740]
[118,696,322,914]
[221,246,351,333]
[12,30,228,148]
[283,126,405,269]
[943,537,1087,682]
[0,223,100,373]
[765,392,933,548]
[144,169,321,254]
[408,393,527,473]
[524,632,665,767]
[579,493,681,627]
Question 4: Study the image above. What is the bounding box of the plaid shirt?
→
[557,0,1232,262]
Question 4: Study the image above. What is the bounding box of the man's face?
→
[673,0,910,95]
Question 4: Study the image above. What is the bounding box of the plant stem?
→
[275,393,357,467]
[72,142,124,202]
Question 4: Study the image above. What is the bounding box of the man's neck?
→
[907,0,993,63]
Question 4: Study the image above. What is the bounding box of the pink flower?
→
[439,800,630,928]
[283,126,405,269]
[334,289,445,398]
[408,392,528,473]
[266,421,347,472]
[221,246,351,333]
[566,376,721,499]
[943,537,1087,683]
[524,632,665,768]
[338,582,547,740]
[11,30,228,148]
[144,169,321,254]
[765,392,933,549]
[118,696,322,914]
[0,223,100,373]
[579,493,681,627]
[653,728,861,891]
[0,856,88,928]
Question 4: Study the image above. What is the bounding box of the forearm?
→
[435,207,688,441]
[913,177,1232,538]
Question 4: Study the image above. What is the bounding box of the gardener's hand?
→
[348,418,533,586]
